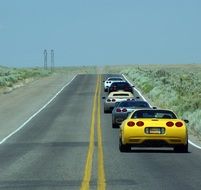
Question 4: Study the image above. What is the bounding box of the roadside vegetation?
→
[0,66,51,88]
[105,64,201,137]
[0,65,97,92]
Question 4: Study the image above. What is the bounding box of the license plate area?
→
[145,127,165,134]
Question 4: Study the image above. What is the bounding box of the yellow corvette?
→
[119,109,189,152]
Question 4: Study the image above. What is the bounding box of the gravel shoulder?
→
[0,72,76,142]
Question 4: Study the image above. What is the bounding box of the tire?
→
[174,143,188,153]
[112,123,119,128]
[104,109,110,114]
[119,138,131,152]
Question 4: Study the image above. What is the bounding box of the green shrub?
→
[0,67,51,87]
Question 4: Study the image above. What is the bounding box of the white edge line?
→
[122,74,148,102]
[0,74,78,145]
[189,140,201,149]
[122,74,201,150]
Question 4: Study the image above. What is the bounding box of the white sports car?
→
[103,77,124,92]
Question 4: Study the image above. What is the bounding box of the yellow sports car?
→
[119,109,189,152]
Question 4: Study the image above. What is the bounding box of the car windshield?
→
[113,93,130,96]
[131,110,177,119]
[118,101,150,108]
[108,78,123,81]
[111,82,130,87]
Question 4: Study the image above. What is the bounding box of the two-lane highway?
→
[1,74,201,190]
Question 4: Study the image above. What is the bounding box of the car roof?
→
[110,81,129,85]
[117,100,150,107]
[130,109,177,119]
[132,108,175,113]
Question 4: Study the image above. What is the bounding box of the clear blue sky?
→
[0,0,201,67]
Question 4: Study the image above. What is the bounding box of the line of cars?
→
[102,76,189,153]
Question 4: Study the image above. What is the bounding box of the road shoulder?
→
[0,72,76,142]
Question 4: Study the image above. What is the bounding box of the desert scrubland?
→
[105,64,201,138]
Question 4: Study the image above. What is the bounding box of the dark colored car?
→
[108,82,134,94]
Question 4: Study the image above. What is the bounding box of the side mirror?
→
[135,96,140,99]
[152,106,157,109]
[183,119,189,124]
[102,97,106,99]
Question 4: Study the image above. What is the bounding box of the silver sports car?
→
[112,100,152,128]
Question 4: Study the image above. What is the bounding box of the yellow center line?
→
[80,76,99,190]
[97,75,106,190]
[80,75,106,190]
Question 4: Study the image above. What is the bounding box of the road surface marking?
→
[80,75,106,190]
[189,140,201,149]
[97,75,106,190]
[80,76,98,190]
[0,75,78,145]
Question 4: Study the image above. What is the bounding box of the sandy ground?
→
[0,72,76,142]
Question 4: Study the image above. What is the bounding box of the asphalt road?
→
[0,74,201,190]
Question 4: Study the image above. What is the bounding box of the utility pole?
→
[51,49,54,72]
[44,49,48,69]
